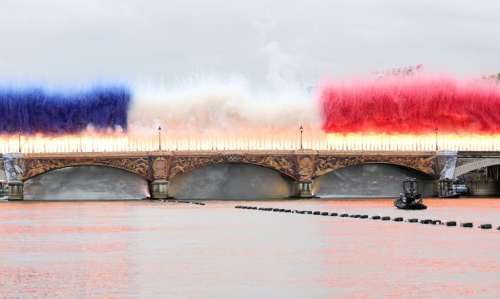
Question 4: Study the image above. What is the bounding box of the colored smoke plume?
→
[0,86,130,135]
[320,75,500,135]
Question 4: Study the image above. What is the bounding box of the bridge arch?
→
[168,162,295,199]
[168,155,297,181]
[22,157,151,182]
[314,162,435,198]
[454,158,500,178]
[24,163,151,182]
[23,165,150,200]
[314,156,436,179]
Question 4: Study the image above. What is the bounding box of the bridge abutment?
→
[150,179,170,199]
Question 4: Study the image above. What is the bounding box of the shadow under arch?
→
[313,162,435,198]
[169,162,295,200]
[24,165,150,200]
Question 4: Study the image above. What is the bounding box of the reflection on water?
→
[0,199,499,298]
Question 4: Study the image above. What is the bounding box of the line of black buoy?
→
[164,199,206,205]
[234,205,498,231]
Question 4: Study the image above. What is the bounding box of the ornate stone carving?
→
[19,151,439,183]
[168,154,297,179]
[23,156,150,180]
[225,154,243,163]
[152,157,168,179]
[314,155,436,178]
[297,156,314,181]
[252,155,295,178]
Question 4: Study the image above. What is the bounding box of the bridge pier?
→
[150,179,169,200]
[294,181,314,198]
[7,180,24,201]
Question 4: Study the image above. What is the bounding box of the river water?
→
[0,199,499,298]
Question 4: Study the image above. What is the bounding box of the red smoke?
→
[320,75,500,134]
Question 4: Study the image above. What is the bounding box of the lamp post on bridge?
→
[18,130,21,153]
[299,125,303,150]
[158,126,162,151]
[434,127,438,152]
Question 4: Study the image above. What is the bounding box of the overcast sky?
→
[1,0,499,88]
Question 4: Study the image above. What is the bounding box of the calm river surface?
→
[1,199,499,299]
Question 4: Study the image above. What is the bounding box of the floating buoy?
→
[479,224,492,229]
[235,205,499,233]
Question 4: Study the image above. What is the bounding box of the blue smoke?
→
[0,86,130,135]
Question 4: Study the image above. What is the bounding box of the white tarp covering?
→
[2,153,23,181]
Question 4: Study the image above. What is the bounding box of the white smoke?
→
[129,74,322,139]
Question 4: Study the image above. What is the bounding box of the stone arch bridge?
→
[2,150,441,200]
